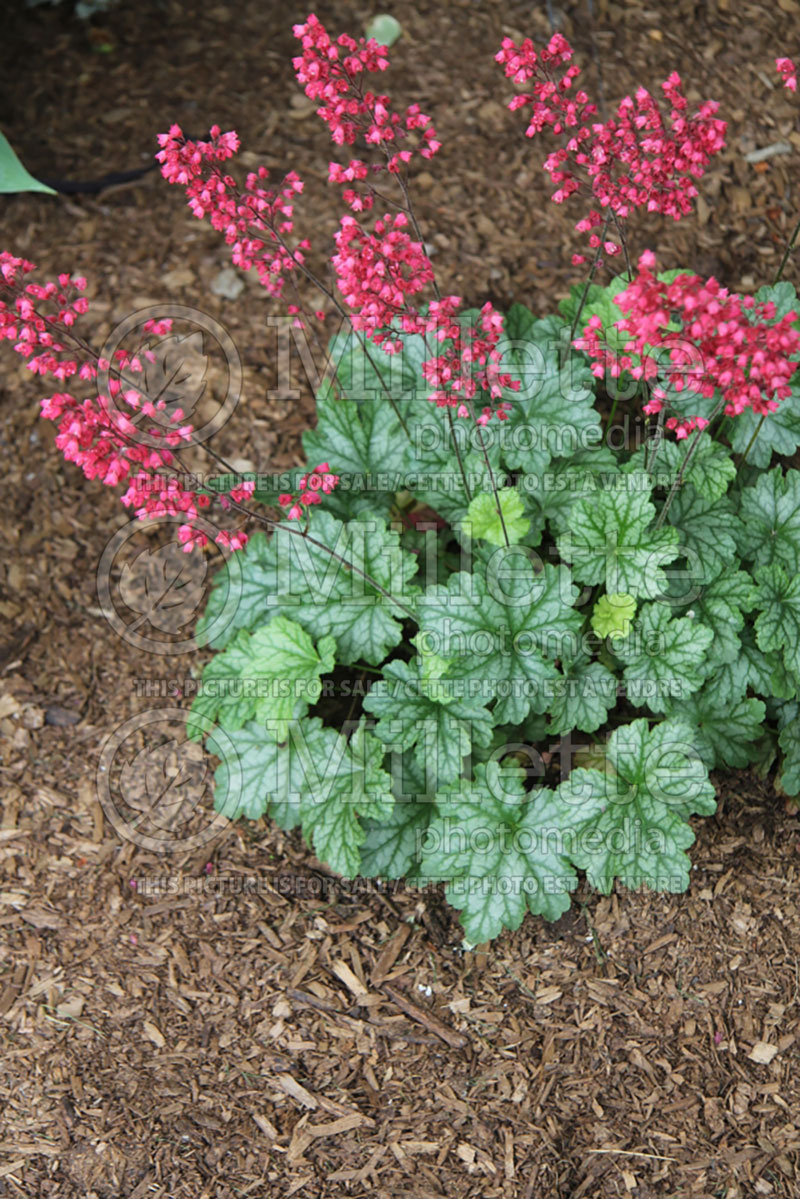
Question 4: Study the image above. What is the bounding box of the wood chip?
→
[142,1021,166,1049]
[371,924,411,986]
[748,1041,779,1064]
[331,959,368,999]
[275,1075,318,1110]
[252,1114,279,1139]
[381,984,468,1049]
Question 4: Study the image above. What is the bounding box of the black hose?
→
[33,162,158,195]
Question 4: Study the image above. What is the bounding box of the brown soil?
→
[1,1,800,1196]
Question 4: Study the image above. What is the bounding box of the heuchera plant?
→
[3,15,800,945]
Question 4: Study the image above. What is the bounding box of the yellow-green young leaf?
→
[249,617,337,737]
[464,488,529,546]
[410,633,457,705]
[591,593,636,639]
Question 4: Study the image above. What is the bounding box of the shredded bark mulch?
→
[2,1,800,1195]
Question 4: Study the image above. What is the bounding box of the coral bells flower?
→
[777,57,798,91]
[497,35,726,248]
[293,13,440,209]
[0,254,250,552]
[576,251,800,437]
[157,126,309,300]
[279,464,340,520]
[420,301,519,419]
[333,212,434,350]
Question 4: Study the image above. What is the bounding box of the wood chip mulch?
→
[2,1,800,1195]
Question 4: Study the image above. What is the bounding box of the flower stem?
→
[774,213,800,285]
[644,391,666,475]
[654,398,726,529]
[465,399,510,548]
[445,409,473,504]
[737,413,765,472]
[569,219,611,344]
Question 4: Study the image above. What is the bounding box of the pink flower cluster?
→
[279,462,340,520]
[777,56,797,92]
[292,15,514,421]
[420,301,517,421]
[576,250,800,438]
[0,254,89,377]
[157,125,308,299]
[497,34,726,254]
[293,12,440,207]
[0,252,251,552]
[332,212,434,350]
[157,19,515,438]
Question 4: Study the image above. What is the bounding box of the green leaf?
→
[754,562,800,682]
[273,512,419,665]
[299,717,394,878]
[728,391,800,468]
[252,617,336,736]
[557,718,716,893]
[321,322,427,407]
[591,593,636,639]
[199,516,418,665]
[778,703,800,796]
[416,549,581,724]
[754,280,799,320]
[664,689,767,768]
[403,418,505,528]
[0,131,56,195]
[189,616,335,741]
[494,310,599,473]
[420,761,606,941]
[703,625,796,706]
[666,487,742,582]
[303,394,407,491]
[738,468,800,575]
[689,567,757,667]
[364,13,402,45]
[557,471,680,598]
[214,716,393,874]
[212,719,330,829]
[465,487,529,546]
[547,653,618,735]
[629,435,736,502]
[360,795,432,878]
[618,602,714,712]
[363,657,495,789]
[187,630,263,740]
[524,444,620,534]
[559,275,631,354]
[195,530,280,650]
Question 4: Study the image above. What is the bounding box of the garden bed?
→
[1,1,800,1195]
